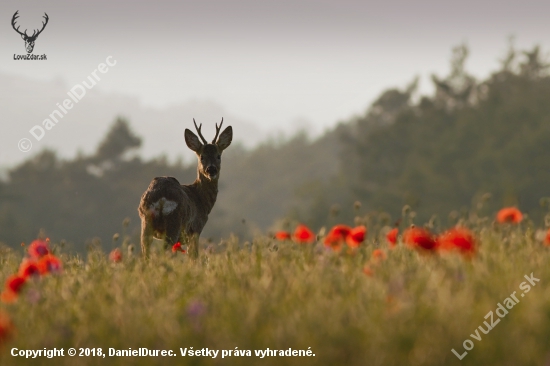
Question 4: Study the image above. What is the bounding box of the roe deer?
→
[138,118,232,258]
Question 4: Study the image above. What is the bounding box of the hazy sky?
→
[1,0,549,165]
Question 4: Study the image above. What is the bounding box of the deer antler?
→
[193,119,208,145]
[38,13,49,35]
[11,11,49,40]
[11,11,27,37]
[212,118,223,144]
[31,13,49,39]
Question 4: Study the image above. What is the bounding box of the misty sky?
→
[1,0,549,166]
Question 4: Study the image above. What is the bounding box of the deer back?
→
[139,177,196,233]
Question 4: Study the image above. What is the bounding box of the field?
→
[1,210,550,366]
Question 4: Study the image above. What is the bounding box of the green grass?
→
[1,223,550,366]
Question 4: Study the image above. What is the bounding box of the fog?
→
[1,0,549,167]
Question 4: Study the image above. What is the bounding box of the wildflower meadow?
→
[1,204,550,365]
[2,3,550,364]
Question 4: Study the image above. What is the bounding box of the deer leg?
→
[140,219,154,258]
[188,232,200,260]
[178,230,188,251]
[165,223,182,251]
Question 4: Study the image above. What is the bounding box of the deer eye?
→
[217,155,221,160]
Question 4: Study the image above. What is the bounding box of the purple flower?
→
[186,300,206,332]
[186,300,206,318]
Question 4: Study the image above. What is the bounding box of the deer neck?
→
[191,171,219,213]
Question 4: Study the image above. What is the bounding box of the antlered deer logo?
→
[11,11,49,54]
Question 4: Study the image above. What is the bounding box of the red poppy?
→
[293,224,315,244]
[172,242,186,254]
[274,231,291,241]
[324,225,352,250]
[5,275,26,294]
[496,207,523,224]
[403,227,437,251]
[18,259,40,279]
[386,228,398,248]
[438,227,476,256]
[371,249,387,262]
[347,226,367,248]
[28,239,49,259]
[109,248,123,263]
[37,255,62,275]
[328,225,353,238]
[0,311,14,345]
[545,229,550,246]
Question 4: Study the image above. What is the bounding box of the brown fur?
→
[138,119,232,258]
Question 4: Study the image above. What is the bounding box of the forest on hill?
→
[0,43,549,251]
[295,44,550,228]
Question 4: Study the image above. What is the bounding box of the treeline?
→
[0,117,341,251]
[293,44,550,228]
[1,43,549,251]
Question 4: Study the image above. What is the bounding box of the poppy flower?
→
[0,311,14,345]
[18,259,40,279]
[5,275,26,294]
[325,225,352,240]
[438,227,476,256]
[545,229,550,246]
[28,239,49,259]
[2,275,26,302]
[109,248,123,263]
[293,224,315,244]
[324,225,352,251]
[403,227,438,251]
[37,255,62,275]
[371,248,387,262]
[386,228,399,248]
[172,242,186,254]
[347,226,367,248]
[496,207,523,224]
[274,231,291,241]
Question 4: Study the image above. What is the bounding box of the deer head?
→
[12,11,49,54]
[184,118,233,181]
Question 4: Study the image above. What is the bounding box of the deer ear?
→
[185,129,202,152]
[21,34,26,40]
[217,126,233,151]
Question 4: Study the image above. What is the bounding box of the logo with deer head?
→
[11,11,49,54]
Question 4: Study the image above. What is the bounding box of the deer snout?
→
[205,166,218,176]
